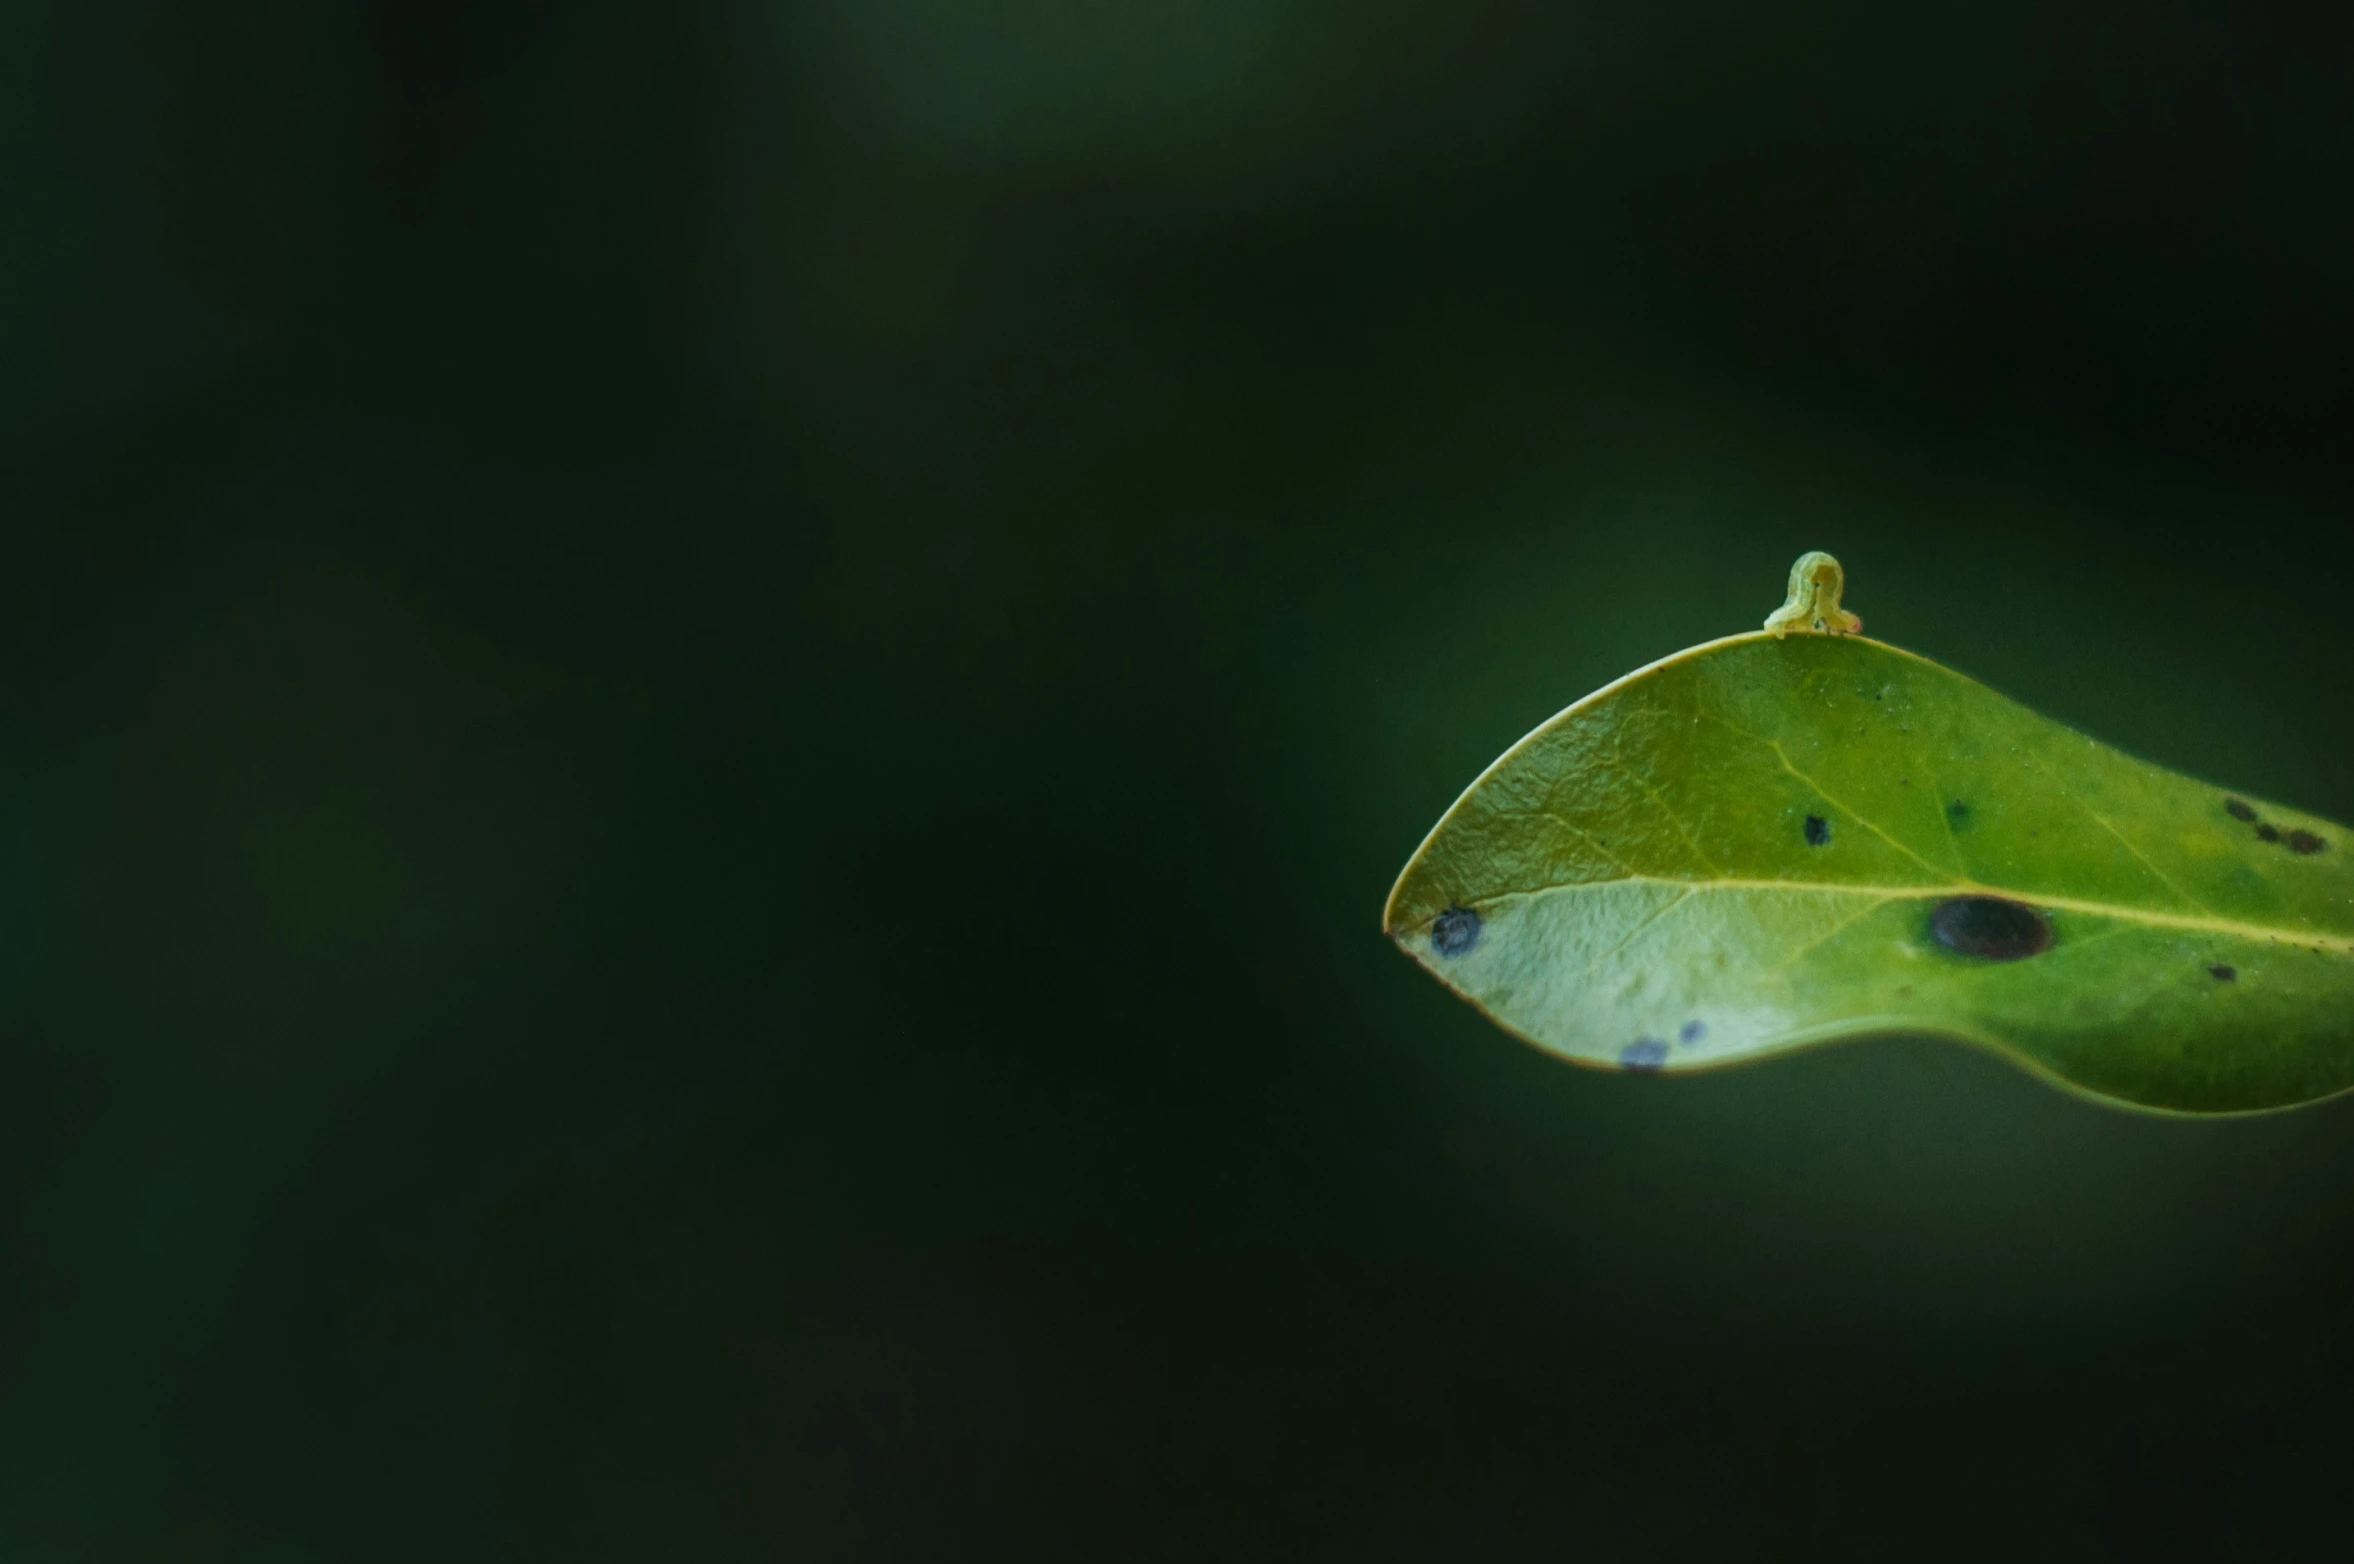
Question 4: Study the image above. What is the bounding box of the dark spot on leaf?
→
[1804,814,1830,846]
[1620,1037,1667,1071]
[2256,823,2281,843]
[1947,800,1971,827]
[2225,797,2257,822]
[2209,964,2236,981]
[2288,829,2326,855]
[1430,905,1482,957]
[1930,896,2052,961]
[1679,1020,1706,1043]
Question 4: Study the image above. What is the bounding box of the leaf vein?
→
[1478,876,2354,949]
[1763,736,1949,880]
[1567,885,1695,984]
[1539,809,1637,878]
[1611,728,1723,876]
[1775,894,1905,971]
[2015,744,2217,918]
[1693,707,1949,879]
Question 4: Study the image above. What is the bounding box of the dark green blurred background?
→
[8,1,2354,1557]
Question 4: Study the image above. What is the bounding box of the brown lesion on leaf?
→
[1619,1037,1668,1070]
[2226,796,2328,855]
[1929,896,2052,960]
[1429,904,1483,956]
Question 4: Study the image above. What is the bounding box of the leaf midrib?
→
[1481,874,2354,949]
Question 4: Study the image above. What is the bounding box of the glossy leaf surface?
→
[1384,632,2354,1113]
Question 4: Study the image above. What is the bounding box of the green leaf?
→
[1383,628,2354,1115]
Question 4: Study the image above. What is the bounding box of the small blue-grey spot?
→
[1803,814,1829,847]
[1621,1037,1668,1071]
[1430,905,1482,957]
[1678,1020,1706,1044]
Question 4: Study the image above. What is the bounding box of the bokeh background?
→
[8,1,2354,1557]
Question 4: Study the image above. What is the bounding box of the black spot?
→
[1803,814,1830,846]
[1678,1020,1706,1044]
[2225,797,2257,822]
[1946,800,1971,827]
[2288,829,2327,855]
[1620,1037,1667,1071]
[2256,823,2281,843]
[1430,905,1482,957]
[2209,964,2237,981]
[1930,896,2052,961]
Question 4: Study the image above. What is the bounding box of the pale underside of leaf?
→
[1385,632,2354,1114]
